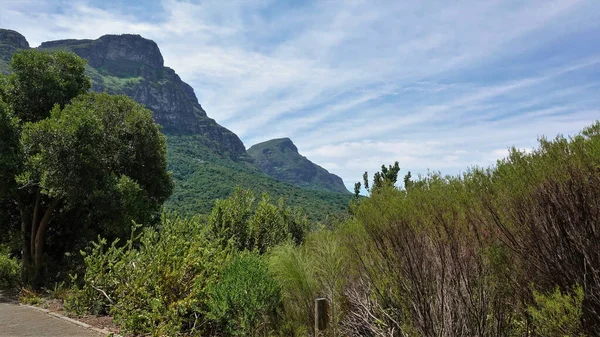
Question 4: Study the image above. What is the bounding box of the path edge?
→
[19,303,121,337]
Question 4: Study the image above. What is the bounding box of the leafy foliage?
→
[209,187,310,253]
[207,252,281,336]
[1,49,90,123]
[0,98,19,198]
[0,49,173,287]
[0,246,20,289]
[21,92,173,210]
[528,285,585,337]
[66,215,229,336]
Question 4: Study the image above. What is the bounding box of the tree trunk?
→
[18,199,32,284]
[32,197,60,288]
[30,190,41,261]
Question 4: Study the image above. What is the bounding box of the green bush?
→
[0,246,20,289]
[209,187,310,253]
[66,214,230,336]
[207,252,282,336]
[528,285,586,337]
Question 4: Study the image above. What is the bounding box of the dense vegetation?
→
[57,121,600,336]
[165,133,352,221]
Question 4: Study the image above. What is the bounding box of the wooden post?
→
[315,298,329,336]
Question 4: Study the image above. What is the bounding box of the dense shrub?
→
[528,285,585,337]
[0,246,20,289]
[345,180,514,336]
[66,214,230,336]
[209,187,310,253]
[66,189,310,336]
[279,122,600,336]
[207,252,281,336]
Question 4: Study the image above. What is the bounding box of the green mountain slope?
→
[248,138,350,194]
[166,133,351,220]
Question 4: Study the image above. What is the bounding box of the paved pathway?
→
[0,291,103,337]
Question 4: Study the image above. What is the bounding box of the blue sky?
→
[2,0,600,191]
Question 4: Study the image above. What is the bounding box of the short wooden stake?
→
[315,298,329,336]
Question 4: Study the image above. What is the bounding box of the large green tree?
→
[0,50,173,286]
[2,49,90,123]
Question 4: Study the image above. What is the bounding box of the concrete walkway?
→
[0,292,103,337]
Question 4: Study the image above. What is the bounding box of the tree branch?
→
[90,284,113,304]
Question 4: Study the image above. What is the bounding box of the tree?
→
[2,49,90,123]
[403,171,413,190]
[353,182,361,199]
[374,161,400,190]
[0,50,92,283]
[0,98,18,197]
[20,93,173,285]
[360,161,401,195]
[209,187,309,253]
[0,50,173,286]
[0,99,20,250]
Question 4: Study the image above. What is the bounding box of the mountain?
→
[248,138,350,194]
[0,29,29,74]
[0,29,352,219]
[37,34,247,159]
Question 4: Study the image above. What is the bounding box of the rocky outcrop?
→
[0,29,29,49]
[248,138,350,194]
[0,29,30,74]
[38,34,247,158]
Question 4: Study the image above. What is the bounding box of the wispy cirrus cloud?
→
[2,0,600,190]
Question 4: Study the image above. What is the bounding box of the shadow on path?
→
[0,289,19,303]
[0,289,102,337]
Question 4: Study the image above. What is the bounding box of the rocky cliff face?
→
[37,34,246,158]
[248,138,350,194]
[0,29,30,74]
[0,29,29,49]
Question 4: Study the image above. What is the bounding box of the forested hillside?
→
[166,133,351,219]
